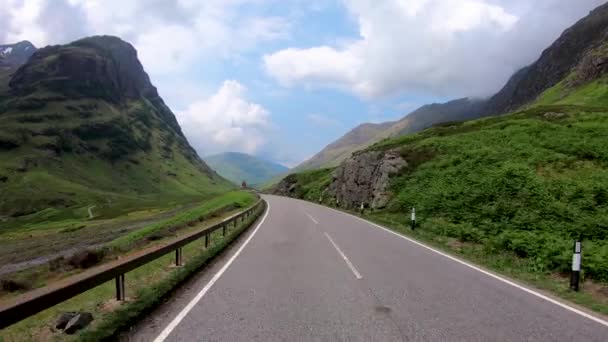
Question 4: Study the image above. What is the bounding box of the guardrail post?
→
[175,248,183,266]
[223,224,226,237]
[115,274,125,301]
[205,233,209,248]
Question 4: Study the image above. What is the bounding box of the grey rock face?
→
[328,150,407,209]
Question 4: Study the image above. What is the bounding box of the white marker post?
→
[570,240,582,291]
[411,207,416,230]
[360,203,364,214]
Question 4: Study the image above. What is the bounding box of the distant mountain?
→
[293,2,608,172]
[294,121,395,171]
[0,41,36,95]
[205,152,288,187]
[0,41,36,67]
[0,36,231,217]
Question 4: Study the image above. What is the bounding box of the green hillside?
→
[205,152,288,187]
[0,36,233,227]
[274,78,608,282]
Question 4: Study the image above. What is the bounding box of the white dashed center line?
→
[324,232,362,279]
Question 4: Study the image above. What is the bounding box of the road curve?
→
[127,195,608,341]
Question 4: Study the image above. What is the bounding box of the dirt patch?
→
[1,278,31,292]
[68,249,106,269]
[582,280,608,304]
[99,299,128,313]
[446,238,465,250]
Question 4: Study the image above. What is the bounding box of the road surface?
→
[126,195,608,341]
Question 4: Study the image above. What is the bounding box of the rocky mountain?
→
[483,2,608,115]
[292,2,608,173]
[0,41,37,95]
[0,41,36,68]
[204,152,288,187]
[0,36,231,218]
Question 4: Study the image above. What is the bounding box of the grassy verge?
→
[107,191,256,252]
[0,200,265,342]
[0,192,256,299]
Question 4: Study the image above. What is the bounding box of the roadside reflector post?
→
[222,224,227,237]
[115,274,125,301]
[205,233,209,248]
[411,207,416,230]
[360,203,364,214]
[175,248,183,266]
[570,240,582,291]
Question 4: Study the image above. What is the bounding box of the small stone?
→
[55,312,78,330]
[64,312,94,334]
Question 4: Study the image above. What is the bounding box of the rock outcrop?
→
[328,150,407,209]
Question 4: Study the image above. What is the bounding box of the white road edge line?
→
[305,212,319,224]
[324,232,363,280]
[310,200,608,329]
[153,201,271,342]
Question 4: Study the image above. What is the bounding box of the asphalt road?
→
[127,195,608,341]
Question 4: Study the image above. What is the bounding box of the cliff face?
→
[274,149,407,210]
[328,150,407,209]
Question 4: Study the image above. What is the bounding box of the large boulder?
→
[328,150,407,209]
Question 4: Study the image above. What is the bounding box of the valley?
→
[2,2,608,340]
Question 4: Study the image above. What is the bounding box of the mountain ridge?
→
[0,35,231,219]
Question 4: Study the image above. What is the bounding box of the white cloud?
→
[264,0,606,98]
[1,0,290,76]
[307,113,342,128]
[177,80,271,156]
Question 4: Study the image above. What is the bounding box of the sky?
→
[0,0,605,167]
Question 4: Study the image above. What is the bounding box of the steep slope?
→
[204,152,288,187]
[293,2,608,173]
[295,121,395,171]
[483,2,608,115]
[0,36,231,219]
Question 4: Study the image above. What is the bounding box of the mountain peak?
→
[0,41,37,67]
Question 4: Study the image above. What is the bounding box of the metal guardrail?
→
[0,199,265,329]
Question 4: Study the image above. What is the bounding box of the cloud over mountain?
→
[264,0,606,99]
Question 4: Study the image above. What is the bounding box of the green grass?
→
[0,94,233,221]
[0,191,255,295]
[536,77,608,107]
[107,191,255,251]
[0,201,265,342]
